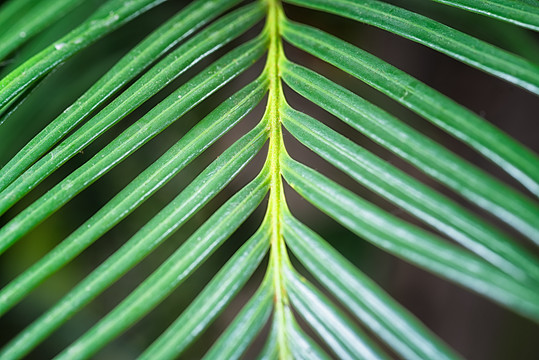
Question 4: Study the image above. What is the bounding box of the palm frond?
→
[0,0,538,358]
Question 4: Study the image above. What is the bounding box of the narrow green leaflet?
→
[53,169,270,360]
[202,277,273,360]
[283,309,332,360]
[282,105,539,284]
[0,0,249,191]
[283,0,539,94]
[0,75,43,126]
[0,0,101,77]
[0,0,85,60]
[0,79,267,316]
[140,221,270,360]
[429,0,539,31]
[285,266,390,360]
[0,3,264,204]
[281,156,539,321]
[0,36,266,253]
[283,212,459,360]
[257,321,279,360]
[0,0,167,109]
[281,60,539,243]
[0,0,34,32]
[281,21,539,196]
[0,124,268,360]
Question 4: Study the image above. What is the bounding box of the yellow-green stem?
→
[264,0,290,358]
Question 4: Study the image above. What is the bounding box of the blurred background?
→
[0,0,538,358]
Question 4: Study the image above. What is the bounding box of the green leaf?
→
[1,0,538,358]
[282,105,539,284]
[0,0,85,60]
[281,155,539,320]
[0,0,34,32]
[285,265,391,360]
[0,78,267,317]
[0,0,167,109]
[0,75,43,126]
[428,0,539,31]
[283,308,332,360]
[202,276,273,360]
[0,2,263,201]
[140,220,270,360]
[0,0,101,77]
[281,21,539,196]
[54,167,270,360]
[283,0,539,93]
[281,59,539,243]
[0,123,269,360]
[0,35,267,252]
[283,212,459,360]
[0,0,250,192]
[257,321,279,360]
